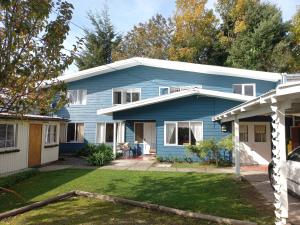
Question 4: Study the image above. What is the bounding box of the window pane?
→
[239,125,248,142]
[289,148,300,162]
[132,92,140,102]
[96,123,105,143]
[116,122,125,143]
[166,123,176,144]
[105,123,114,143]
[0,124,6,148]
[160,87,169,95]
[68,90,77,104]
[135,123,144,143]
[244,85,254,96]
[190,122,202,145]
[178,122,189,145]
[6,125,15,147]
[76,123,84,143]
[113,91,122,104]
[254,125,266,142]
[126,92,131,103]
[233,85,242,94]
[59,123,67,143]
[67,123,75,142]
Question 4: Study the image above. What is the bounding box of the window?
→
[254,125,266,142]
[239,125,248,142]
[0,124,17,149]
[233,84,255,96]
[159,87,170,96]
[67,90,87,105]
[59,123,67,143]
[67,123,84,143]
[96,122,125,144]
[164,121,203,146]
[113,88,141,105]
[159,86,202,95]
[134,123,144,143]
[45,125,57,145]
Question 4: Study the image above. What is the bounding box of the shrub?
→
[87,144,114,166]
[218,135,234,152]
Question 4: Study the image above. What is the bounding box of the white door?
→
[143,123,156,154]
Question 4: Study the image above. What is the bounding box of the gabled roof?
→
[60,57,282,83]
[97,88,254,116]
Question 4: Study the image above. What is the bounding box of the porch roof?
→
[213,81,300,122]
[97,88,253,116]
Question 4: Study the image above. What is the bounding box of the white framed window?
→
[96,122,125,144]
[159,86,202,95]
[67,90,87,105]
[159,87,170,96]
[233,84,256,96]
[67,123,84,143]
[164,121,203,146]
[0,123,17,149]
[239,125,248,142]
[254,125,266,142]
[112,88,141,105]
[45,124,57,145]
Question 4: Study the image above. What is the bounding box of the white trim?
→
[232,83,256,97]
[159,86,170,96]
[164,121,203,147]
[98,88,253,116]
[58,57,282,83]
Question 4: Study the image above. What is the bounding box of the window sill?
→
[44,144,59,148]
[0,149,20,154]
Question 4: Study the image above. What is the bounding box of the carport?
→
[213,81,300,225]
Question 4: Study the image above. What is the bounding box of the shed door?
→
[28,124,42,167]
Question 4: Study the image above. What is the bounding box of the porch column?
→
[234,116,240,176]
[113,122,117,157]
[271,103,288,225]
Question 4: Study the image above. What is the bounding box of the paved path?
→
[243,173,300,225]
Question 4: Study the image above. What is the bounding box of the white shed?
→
[0,113,65,175]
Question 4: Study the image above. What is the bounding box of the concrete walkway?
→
[243,173,300,225]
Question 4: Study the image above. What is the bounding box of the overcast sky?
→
[64,0,300,74]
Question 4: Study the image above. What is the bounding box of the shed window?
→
[0,124,17,149]
[254,125,266,142]
[67,90,87,105]
[233,84,255,96]
[45,125,57,145]
[67,123,84,143]
[239,125,248,142]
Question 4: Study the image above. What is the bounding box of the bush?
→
[87,144,114,166]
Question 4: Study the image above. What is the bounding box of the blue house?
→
[56,57,282,161]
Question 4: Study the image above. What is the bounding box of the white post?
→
[234,116,240,177]
[113,122,117,157]
[271,104,288,225]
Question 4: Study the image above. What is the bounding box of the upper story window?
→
[0,123,17,149]
[159,85,202,96]
[233,84,256,96]
[67,90,87,105]
[113,88,141,105]
[45,124,57,145]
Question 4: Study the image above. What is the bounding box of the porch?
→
[213,81,300,225]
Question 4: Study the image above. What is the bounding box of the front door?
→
[134,122,156,154]
[143,122,156,154]
[28,124,42,167]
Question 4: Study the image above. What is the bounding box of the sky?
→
[64,0,300,74]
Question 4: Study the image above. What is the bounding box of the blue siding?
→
[114,96,236,159]
[56,65,277,154]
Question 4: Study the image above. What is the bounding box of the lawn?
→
[0,169,274,224]
[1,197,217,225]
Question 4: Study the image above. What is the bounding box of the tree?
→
[113,14,174,60]
[169,0,219,64]
[75,7,121,70]
[0,0,78,115]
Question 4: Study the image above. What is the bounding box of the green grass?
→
[0,169,274,224]
[1,197,217,225]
